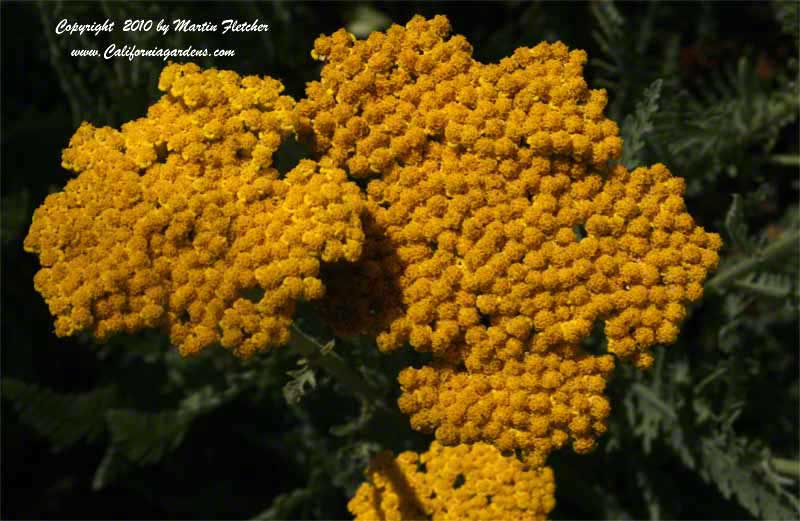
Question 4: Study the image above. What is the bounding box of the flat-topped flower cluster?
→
[25,63,364,358]
[25,15,721,521]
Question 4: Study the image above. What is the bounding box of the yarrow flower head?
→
[300,15,721,462]
[25,14,724,521]
[348,441,556,521]
[302,14,720,367]
[24,63,365,357]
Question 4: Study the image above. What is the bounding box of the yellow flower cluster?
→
[397,346,614,466]
[348,442,555,521]
[25,14,724,521]
[584,163,722,362]
[24,63,364,357]
[297,15,620,177]
[299,14,720,474]
[304,15,720,372]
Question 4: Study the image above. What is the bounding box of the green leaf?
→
[591,1,625,71]
[251,488,311,520]
[92,445,129,491]
[735,272,793,298]
[656,57,799,193]
[724,194,754,254]
[93,407,194,490]
[622,350,800,519]
[700,438,800,520]
[2,379,117,451]
[706,230,800,290]
[283,364,316,405]
[105,408,194,465]
[93,385,239,490]
[620,79,663,169]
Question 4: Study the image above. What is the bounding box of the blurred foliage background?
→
[2,1,799,519]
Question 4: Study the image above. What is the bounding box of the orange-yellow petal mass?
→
[25,63,365,357]
[348,442,556,521]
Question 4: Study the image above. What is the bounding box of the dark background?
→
[2,1,798,520]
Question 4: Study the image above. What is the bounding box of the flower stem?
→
[287,324,376,404]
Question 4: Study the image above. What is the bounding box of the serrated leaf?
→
[700,439,800,520]
[92,381,241,490]
[735,271,793,298]
[725,194,754,254]
[625,353,800,519]
[620,79,663,168]
[591,1,625,59]
[657,57,799,193]
[2,379,117,451]
[106,409,193,465]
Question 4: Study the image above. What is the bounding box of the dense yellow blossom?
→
[585,163,721,364]
[297,15,620,177]
[397,346,614,466]
[348,442,556,521]
[305,15,721,372]
[24,63,365,357]
[300,15,720,477]
[25,15,724,521]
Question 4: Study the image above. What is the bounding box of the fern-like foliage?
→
[1,379,117,451]
[590,197,800,519]
[699,435,800,521]
[619,79,663,169]
[590,1,679,122]
[654,57,799,195]
[589,0,630,121]
[92,384,244,489]
[621,354,800,520]
[724,194,757,254]
[710,199,800,301]
[604,201,800,519]
[92,409,193,490]
[590,1,625,82]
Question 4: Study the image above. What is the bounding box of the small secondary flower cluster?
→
[348,442,556,521]
[25,14,722,521]
[398,347,614,466]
